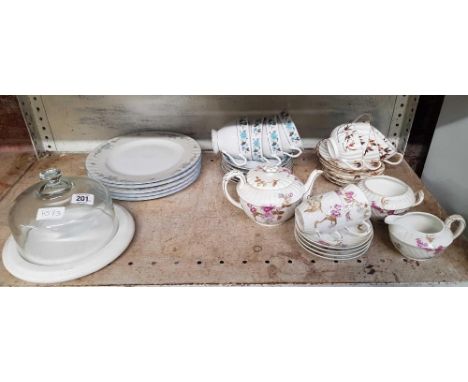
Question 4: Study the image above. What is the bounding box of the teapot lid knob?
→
[261,166,279,173]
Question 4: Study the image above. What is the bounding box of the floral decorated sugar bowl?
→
[357,175,424,220]
[385,212,466,260]
[222,167,322,227]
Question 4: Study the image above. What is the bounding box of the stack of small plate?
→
[316,139,385,186]
[86,131,202,201]
[221,153,293,181]
[294,221,373,261]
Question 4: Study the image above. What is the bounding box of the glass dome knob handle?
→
[38,168,72,198]
[40,168,62,183]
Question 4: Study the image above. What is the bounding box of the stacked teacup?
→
[295,172,373,261]
[213,112,303,177]
[317,114,404,186]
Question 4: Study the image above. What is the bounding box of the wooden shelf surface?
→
[1,151,467,286]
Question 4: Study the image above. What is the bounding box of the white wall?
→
[422,96,468,230]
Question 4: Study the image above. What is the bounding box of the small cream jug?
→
[385,212,466,260]
[222,167,322,227]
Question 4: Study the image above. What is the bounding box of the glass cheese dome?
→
[8,168,118,266]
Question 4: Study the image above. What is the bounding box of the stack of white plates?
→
[221,153,293,181]
[316,139,385,186]
[86,132,202,201]
[294,221,373,261]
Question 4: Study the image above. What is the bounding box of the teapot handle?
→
[444,214,466,240]
[412,190,424,207]
[222,170,246,210]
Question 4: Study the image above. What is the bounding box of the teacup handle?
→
[344,221,372,237]
[363,160,382,171]
[352,113,372,124]
[281,147,303,158]
[222,170,246,210]
[412,190,424,207]
[222,151,247,167]
[383,152,404,166]
[444,214,466,240]
[340,159,366,171]
[267,154,283,166]
[316,230,343,246]
[325,138,340,159]
[261,156,282,166]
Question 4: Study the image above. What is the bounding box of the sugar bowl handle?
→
[412,190,424,207]
[222,170,246,210]
[445,214,466,240]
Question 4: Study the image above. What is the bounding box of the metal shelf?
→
[1,151,467,286]
[16,95,418,156]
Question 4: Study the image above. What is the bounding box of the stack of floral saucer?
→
[221,153,293,182]
[294,221,373,261]
[316,139,385,186]
[86,131,202,201]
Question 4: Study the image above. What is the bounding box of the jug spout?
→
[384,215,400,225]
[304,169,323,197]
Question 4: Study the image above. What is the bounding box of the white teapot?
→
[222,167,322,227]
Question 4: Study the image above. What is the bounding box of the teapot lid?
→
[247,166,297,190]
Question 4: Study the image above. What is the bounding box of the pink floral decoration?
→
[330,204,342,217]
[416,238,429,249]
[344,191,355,203]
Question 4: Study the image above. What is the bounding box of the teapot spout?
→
[304,169,323,197]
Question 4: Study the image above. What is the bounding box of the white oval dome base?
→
[2,204,135,284]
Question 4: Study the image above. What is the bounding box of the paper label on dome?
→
[71,193,95,205]
[36,207,66,220]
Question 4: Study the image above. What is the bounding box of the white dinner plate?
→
[86,131,201,185]
[103,162,201,194]
[110,173,200,201]
[91,156,202,190]
[109,168,201,198]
